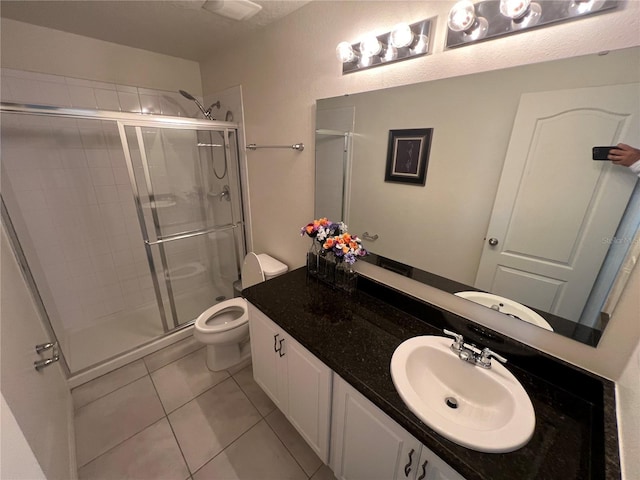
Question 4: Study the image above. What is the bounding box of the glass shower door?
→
[121,123,244,329]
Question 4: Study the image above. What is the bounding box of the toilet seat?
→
[241,252,265,288]
[192,252,288,371]
[194,297,248,335]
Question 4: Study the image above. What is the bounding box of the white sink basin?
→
[390,336,535,453]
[454,291,553,331]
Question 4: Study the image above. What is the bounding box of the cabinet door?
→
[331,375,422,480]
[415,444,466,480]
[286,338,332,463]
[249,304,287,412]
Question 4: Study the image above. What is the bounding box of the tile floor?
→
[72,336,338,480]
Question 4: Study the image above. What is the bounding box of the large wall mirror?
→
[315,46,640,347]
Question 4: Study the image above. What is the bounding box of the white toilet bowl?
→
[193,252,288,371]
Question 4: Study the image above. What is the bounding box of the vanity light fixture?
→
[336,18,434,75]
[446,0,619,49]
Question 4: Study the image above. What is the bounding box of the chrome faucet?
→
[443,329,507,369]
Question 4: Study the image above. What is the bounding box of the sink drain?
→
[445,397,458,409]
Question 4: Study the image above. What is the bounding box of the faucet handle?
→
[478,348,507,368]
[443,329,464,350]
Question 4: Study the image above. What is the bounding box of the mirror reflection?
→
[315,46,640,347]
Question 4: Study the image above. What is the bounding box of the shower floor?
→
[66,285,233,372]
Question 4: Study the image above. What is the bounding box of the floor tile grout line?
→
[73,341,204,411]
[72,360,149,411]
[156,368,257,475]
[77,414,168,471]
[73,368,150,413]
[149,364,232,416]
[75,351,317,479]
[262,412,316,479]
[144,344,206,374]
[229,369,275,420]
[189,416,265,478]
[146,369,193,479]
[158,372,234,416]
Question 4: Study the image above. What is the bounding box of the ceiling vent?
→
[202,0,263,21]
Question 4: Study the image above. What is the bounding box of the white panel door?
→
[0,225,76,479]
[475,83,639,321]
[286,338,332,463]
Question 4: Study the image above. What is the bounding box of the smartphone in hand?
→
[592,146,618,160]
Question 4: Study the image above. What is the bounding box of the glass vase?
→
[307,241,320,277]
[336,261,357,293]
[318,252,336,284]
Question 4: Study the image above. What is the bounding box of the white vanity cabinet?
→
[248,303,332,463]
[331,375,465,480]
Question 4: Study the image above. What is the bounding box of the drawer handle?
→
[404,448,415,477]
[274,334,285,357]
[417,460,429,480]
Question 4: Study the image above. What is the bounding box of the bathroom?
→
[1,1,639,479]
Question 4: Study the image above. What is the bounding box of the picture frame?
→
[384,128,433,185]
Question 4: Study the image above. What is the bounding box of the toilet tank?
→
[257,254,288,280]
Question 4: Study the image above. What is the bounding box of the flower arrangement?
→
[300,217,346,242]
[301,218,367,265]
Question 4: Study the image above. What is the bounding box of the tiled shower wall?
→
[1,68,200,117]
[0,68,205,335]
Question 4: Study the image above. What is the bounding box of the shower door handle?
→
[34,341,59,371]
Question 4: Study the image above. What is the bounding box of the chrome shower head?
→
[178,89,197,101]
[178,90,220,120]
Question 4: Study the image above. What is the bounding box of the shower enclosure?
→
[1,102,246,374]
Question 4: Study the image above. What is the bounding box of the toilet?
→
[193,252,288,371]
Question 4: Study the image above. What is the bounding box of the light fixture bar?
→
[339,18,434,75]
[446,0,619,49]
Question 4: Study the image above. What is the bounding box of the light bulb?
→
[335,42,356,63]
[390,23,414,48]
[382,45,398,62]
[499,0,531,19]
[569,0,605,15]
[411,35,429,54]
[501,0,541,28]
[447,0,477,32]
[360,35,382,57]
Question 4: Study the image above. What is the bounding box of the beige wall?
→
[1,18,202,94]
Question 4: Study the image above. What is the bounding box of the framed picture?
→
[384,128,433,185]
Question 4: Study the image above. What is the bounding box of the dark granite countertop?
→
[244,267,620,480]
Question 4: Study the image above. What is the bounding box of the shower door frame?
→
[118,119,244,331]
[0,102,247,369]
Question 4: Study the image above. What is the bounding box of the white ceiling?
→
[0,0,312,62]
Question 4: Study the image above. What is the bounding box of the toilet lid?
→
[241,252,265,288]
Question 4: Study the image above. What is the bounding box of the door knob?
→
[488,238,499,246]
